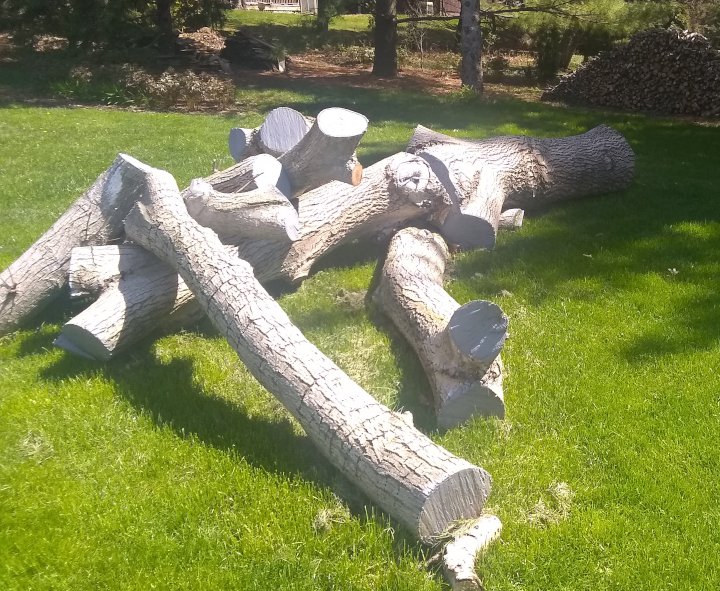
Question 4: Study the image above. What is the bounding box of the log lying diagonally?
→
[205,153,292,196]
[373,228,507,428]
[0,154,153,337]
[54,152,453,360]
[122,156,493,542]
[441,514,503,590]
[407,124,635,249]
[54,245,203,361]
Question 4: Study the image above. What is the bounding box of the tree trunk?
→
[183,180,300,243]
[407,124,635,249]
[459,0,483,93]
[373,0,398,77]
[56,152,452,360]
[373,228,506,428]
[0,154,151,336]
[122,158,493,542]
[55,245,203,361]
[442,514,503,590]
[155,0,176,54]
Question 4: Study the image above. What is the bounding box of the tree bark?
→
[122,158,493,542]
[278,107,367,196]
[407,124,635,249]
[442,514,503,590]
[155,0,176,54]
[0,154,152,336]
[373,228,506,429]
[459,0,483,93]
[373,0,398,77]
[183,180,300,243]
[55,245,202,361]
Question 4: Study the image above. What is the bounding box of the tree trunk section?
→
[408,124,635,248]
[205,153,292,197]
[459,0,483,93]
[122,158,493,542]
[373,0,398,77]
[0,154,151,336]
[373,228,506,428]
[183,180,300,243]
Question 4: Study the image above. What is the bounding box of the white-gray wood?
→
[498,208,524,230]
[182,179,300,243]
[228,127,262,162]
[258,107,313,157]
[122,157,493,542]
[0,154,151,336]
[442,514,502,590]
[205,153,292,197]
[373,228,506,428]
[408,124,635,249]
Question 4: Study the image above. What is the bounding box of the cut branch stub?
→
[0,153,153,336]
[182,179,300,243]
[278,107,368,196]
[373,227,506,428]
[408,124,635,249]
[204,153,291,197]
[121,157,493,542]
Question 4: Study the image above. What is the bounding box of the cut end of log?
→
[350,161,363,186]
[229,127,252,162]
[259,107,311,157]
[418,466,492,543]
[316,107,369,138]
[54,326,112,361]
[439,211,497,250]
[448,301,508,367]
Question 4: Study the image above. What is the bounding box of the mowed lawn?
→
[1,87,719,591]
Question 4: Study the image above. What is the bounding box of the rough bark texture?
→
[0,154,151,336]
[278,107,367,196]
[373,228,506,428]
[204,153,291,197]
[459,0,483,93]
[442,514,503,590]
[56,245,202,361]
[122,158,493,542]
[408,124,635,248]
[182,179,300,243]
[373,0,398,77]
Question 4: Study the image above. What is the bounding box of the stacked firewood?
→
[0,107,636,589]
[543,28,720,117]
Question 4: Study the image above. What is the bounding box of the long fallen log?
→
[0,154,151,336]
[122,156,493,542]
[407,124,635,249]
[55,152,453,359]
[373,228,506,428]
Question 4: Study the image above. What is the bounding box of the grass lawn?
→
[1,81,719,590]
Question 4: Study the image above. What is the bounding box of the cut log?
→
[0,154,152,336]
[278,107,367,195]
[220,30,287,72]
[408,124,635,249]
[182,179,300,243]
[122,157,493,542]
[258,107,312,158]
[229,127,262,162]
[56,152,452,368]
[372,228,506,428]
[204,153,291,197]
[56,245,202,361]
[498,208,524,230]
[442,515,503,590]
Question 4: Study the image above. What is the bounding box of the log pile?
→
[543,28,720,117]
[0,107,636,590]
[220,29,288,72]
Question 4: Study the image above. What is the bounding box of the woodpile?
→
[220,29,288,72]
[0,106,636,590]
[543,28,720,117]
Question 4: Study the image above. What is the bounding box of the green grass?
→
[1,84,720,590]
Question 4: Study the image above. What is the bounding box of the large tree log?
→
[373,228,507,428]
[407,124,635,249]
[122,157,493,542]
[55,245,202,361]
[182,179,300,243]
[56,152,452,361]
[277,107,367,196]
[0,154,152,336]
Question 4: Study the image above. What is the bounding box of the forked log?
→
[55,152,453,360]
[373,228,507,428]
[182,179,300,243]
[204,153,292,197]
[442,515,503,590]
[122,158,493,542]
[0,154,152,336]
[407,124,635,249]
[278,107,367,195]
[55,245,202,361]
